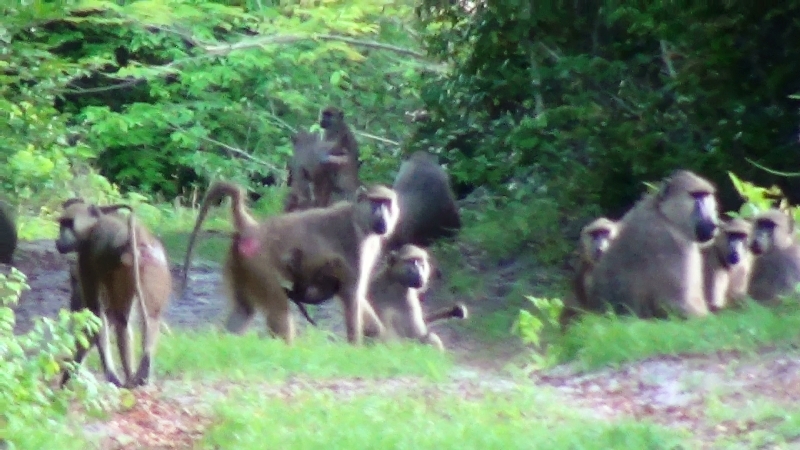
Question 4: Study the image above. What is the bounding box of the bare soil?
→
[11,240,800,449]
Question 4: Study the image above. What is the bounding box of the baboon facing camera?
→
[56,199,172,388]
[588,170,719,319]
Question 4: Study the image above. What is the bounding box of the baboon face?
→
[56,200,97,254]
[357,186,399,237]
[658,170,719,243]
[389,245,431,290]
[751,210,794,255]
[717,219,752,266]
[319,107,343,130]
[580,218,618,263]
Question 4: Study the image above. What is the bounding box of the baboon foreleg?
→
[225,297,255,334]
[362,301,385,339]
[130,312,161,387]
[419,332,444,351]
[424,304,468,324]
[112,316,134,383]
[96,311,123,387]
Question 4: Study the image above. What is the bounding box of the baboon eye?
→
[690,191,709,200]
[757,220,777,231]
[59,218,74,228]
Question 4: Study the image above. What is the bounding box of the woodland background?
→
[4,1,800,449]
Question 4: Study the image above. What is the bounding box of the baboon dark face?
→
[56,202,99,254]
[751,219,778,255]
[588,229,612,262]
[691,193,718,243]
[356,186,399,237]
[750,210,796,255]
[319,107,343,130]
[724,231,748,265]
[389,245,432,291]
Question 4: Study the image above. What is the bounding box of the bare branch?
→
[170,126,283,173]
[356,131,400,146]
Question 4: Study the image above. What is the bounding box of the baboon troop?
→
[23,102,800,391]
[586,170,719,319]
[747,209,800,303]
[55,198,172,388]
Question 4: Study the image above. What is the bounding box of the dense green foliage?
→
[414,2,800,217]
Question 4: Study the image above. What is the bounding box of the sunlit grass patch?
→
[201,386,687,450]
[159,230,231,265]
[155,328,453,381]
[555,301,800,371]
[707,394,800,448]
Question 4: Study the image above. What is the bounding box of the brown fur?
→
[701,218,753,311]
[587,170,720,318]
[181,181,399,345]
[365,245,452,350]
[0,200,17,264]
[387,151,461,250]
[56,199,172,388]
[561,217,619,327]
[318,106,361,205]
[747,209,800,303]
[285,131,333,212]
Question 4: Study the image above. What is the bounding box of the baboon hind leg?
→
[112,316,135,384]
[130,313,162,387]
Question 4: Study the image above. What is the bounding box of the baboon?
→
[283,249,467,335]
[318,106,361,206]
[56,199,172,388]
[0,200,17,264]
[561,217,620,327]
[588,170,719,318]
[701,218,753,311]
[181,181,399,345]
[365,244,453,349]
[747,209,800,303]
[387,151,461,250]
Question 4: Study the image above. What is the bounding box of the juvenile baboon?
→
[181,181,399,345]
[387,151,461,250]
[0,200,17,264]
[561,217,620,327]
[283,249,467,334]
[701,218,753,311]
[365,245,451,349]
[747,209,800,303]
[56,199,172,388]
[588,170,719,318]
[318,106,361,205]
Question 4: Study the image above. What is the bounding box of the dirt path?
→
[11,240,800,449]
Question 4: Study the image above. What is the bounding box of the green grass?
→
[707,394,800,448]
[155,328,454,381]
[555,301,800,371]
[3,419,89,450]
[201,386,688,450]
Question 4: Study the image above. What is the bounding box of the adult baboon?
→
[561,217,620,327]
[318,106,361,205]
[0,200,17,264]
[181,181,399,345]
[747,209,800,303]
[588,170,719,318]
[56,199,172,388]
[387,151,461,250]
[701,218,753,311]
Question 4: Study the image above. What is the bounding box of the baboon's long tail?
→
[424,303,468,324]
[180,181,258,300]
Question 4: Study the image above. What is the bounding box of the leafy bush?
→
[0,266,118,448]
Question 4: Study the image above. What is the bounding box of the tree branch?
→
[660,40,677,78]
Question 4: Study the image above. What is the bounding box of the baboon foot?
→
[104,371,123,387]
[128,355,152,388]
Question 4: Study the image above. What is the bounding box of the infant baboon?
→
[56,199,172,388]
[561,217,620,327]
[181,181,398,345]
[0,200,17,264]
[387,151,461,250]
[588,170,719,318]
[747,209,800,303]
[701,218,753,311]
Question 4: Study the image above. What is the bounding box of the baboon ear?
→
[355,186,368,201]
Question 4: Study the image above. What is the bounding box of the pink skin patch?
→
[237,236,261,258]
